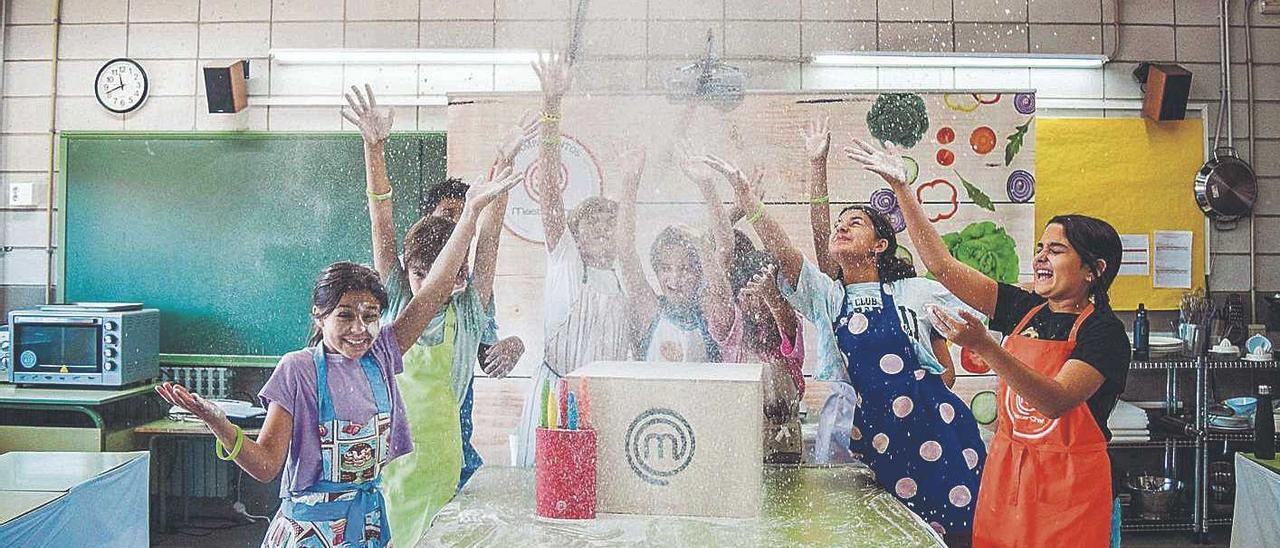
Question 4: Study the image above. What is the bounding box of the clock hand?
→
[107,83,126,94]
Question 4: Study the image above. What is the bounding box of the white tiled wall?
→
[2,0,1279,306]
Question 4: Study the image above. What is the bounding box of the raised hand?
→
[699,154,763,212]
[844,138,909,187]
[803,115,831,162]
[481,336,525,379]
[740,264,786,308]
[618,148,646,195]
[466,166,524,215]
[342,84,393,144]
[495,111,539,169]
[156,382,226,424]
[532,51,572,100]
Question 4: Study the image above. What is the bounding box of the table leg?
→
[149,435,170,534]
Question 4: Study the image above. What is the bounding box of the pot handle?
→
[1214,146,1239,159]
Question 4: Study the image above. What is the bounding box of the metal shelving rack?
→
[1122,355,1279,540]
[1193,357,1278,542]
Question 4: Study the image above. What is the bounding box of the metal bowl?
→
[1126,475,1185,520]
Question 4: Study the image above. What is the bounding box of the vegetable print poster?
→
[449,90,1036,281]
[447,91,1036,376]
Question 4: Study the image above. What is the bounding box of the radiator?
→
[161,366,234,498]
[165,366,232,399]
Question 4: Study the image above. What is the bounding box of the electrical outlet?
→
[1262,1,1280,15]
[8,182,35,206]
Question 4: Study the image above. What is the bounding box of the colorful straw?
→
[567,391,579,430]
[539,378,551,428]
[546,381,559,429]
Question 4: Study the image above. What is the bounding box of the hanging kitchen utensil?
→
[1194,146,1257,225]
[665,30,747,112]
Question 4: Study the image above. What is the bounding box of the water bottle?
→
[1134,303,1150,361]
[1257,385,1275,460]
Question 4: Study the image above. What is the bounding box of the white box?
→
[567,361,763,518]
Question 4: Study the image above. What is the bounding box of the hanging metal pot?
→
[1194,146,1257,223]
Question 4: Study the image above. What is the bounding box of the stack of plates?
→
[1146,336,1184,358]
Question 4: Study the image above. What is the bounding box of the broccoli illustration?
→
[866,93,930,149]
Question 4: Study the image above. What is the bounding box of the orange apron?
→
[973,303,1112,548]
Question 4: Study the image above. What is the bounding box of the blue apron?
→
[267,347,393,548]
[833,282,986,536]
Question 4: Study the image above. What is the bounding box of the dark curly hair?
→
[835,205,917,283]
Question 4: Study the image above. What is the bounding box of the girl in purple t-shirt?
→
[155,169,522,548]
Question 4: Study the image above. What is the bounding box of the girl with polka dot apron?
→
[833,280,986,538]
[699,154,985,543]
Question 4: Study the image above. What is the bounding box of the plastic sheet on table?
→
[418,464,945,547]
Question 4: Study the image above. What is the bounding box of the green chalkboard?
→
[60,132,446,358]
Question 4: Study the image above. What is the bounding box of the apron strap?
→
[312,346,393,420]
[1010,302,1048,336]
[281,479,390,546]
[1067,303,1096,341]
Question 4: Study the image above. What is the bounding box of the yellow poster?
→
[1036,118,1206,311]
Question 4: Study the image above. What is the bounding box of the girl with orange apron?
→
[972,302,1112,547]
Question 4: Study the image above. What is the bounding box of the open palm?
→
[342,84,393,143]
[844,138,908,186]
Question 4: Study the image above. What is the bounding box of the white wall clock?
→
[95,58,149,114]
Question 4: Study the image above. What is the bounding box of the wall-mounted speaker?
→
[203,60,249,114]
[1135,63,1192,122]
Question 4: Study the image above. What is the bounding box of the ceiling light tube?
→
[270,48,541,65]
[811,51,1108,69]
[253,95,449,106]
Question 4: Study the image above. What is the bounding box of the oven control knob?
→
[104,348,117,358]
[104,334,118,345]
[105,360,117,371]
[104,321,118,331]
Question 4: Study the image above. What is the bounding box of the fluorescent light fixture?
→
[254,95,448,106]
[270,48,540,65]
[811,51,1108,69]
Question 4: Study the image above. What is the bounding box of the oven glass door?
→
[13,321,102,374]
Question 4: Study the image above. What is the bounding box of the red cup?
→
[534,427,597,519]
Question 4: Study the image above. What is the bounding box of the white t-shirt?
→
[542,231,630,375]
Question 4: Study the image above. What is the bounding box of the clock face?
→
[95,58,148,114]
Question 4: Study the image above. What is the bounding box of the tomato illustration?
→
[961,346,992,374]
[936,149,955,167]
[970,126,997,155]
[937,127,955,144]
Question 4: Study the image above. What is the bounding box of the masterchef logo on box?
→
[503,133,603,244]
[625,408,696,486]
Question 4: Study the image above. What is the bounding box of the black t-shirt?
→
[989,283,1131,440]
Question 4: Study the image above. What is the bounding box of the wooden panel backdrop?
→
[449,91,1036,462]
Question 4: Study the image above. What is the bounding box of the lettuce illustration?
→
[866,93,930,149]
[941,221,1019,284]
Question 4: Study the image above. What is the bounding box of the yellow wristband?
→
[540,111,561,123]
[747,205,765,224]
[811,194,829,204]
[215,424,245,461]
[366,187,393,202]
